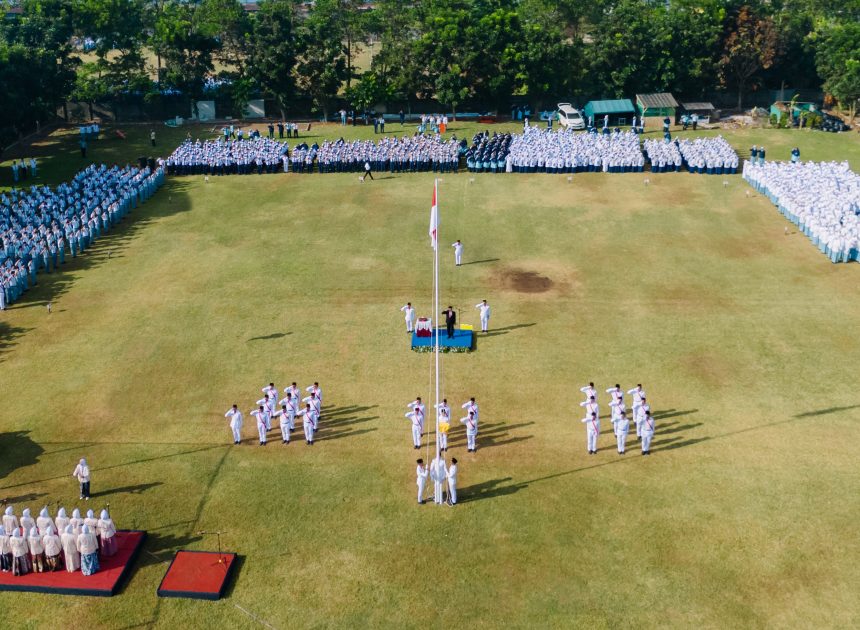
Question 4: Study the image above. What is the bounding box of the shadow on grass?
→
[480,322,537,339]
[0,431,45,483]
[0,320,31,362]
[447,421,534,451]
[0,491,47,506]
[136,531,205,569]
[652,409,699,420]
[247,332,291,342]
[0,443,225,492]
[3,178,193,309]
[794,405,860,418]
[460,258,500,266]
[89,481,164,499]
[460,413,820,502]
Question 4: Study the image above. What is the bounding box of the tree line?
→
[1,0,858,142]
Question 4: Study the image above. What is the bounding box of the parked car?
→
[557,103,585,130]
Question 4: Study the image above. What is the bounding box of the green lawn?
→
[1,126,860,628]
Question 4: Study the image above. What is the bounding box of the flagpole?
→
[434,179,440,464]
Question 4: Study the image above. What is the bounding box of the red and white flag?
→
[429,181,438,250]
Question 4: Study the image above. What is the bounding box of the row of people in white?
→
[399,301,491,333]
[578,383,655,455]
[1,506,116,576]
[405,397,479,452]
[416,455,459,505]
[224,382,323,446]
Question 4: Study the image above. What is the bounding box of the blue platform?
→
[411,328,474,352]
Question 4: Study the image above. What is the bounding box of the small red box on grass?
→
[157,550,238,600]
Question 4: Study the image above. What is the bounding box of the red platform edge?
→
[0,530,147,597]
[156,550,238,601]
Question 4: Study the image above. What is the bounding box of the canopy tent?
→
[583,99,636,126]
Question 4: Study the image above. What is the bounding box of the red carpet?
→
[157,550,237,600]
[0,530,146,597]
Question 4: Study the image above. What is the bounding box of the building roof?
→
[681,102,715,111]
[637,93,679,109]
[585,99,635,115]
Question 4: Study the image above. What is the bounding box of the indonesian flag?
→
[429,181,438,250]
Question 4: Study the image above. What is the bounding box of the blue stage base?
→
[411,328,474,352]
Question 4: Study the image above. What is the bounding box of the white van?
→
[557,103,585,130]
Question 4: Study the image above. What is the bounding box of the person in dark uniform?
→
[445,306,456,338]
[268,123,274,138]
[277,122,284,138]
[399,109,405,125]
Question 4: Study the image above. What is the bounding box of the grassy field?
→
[1,125,860,628]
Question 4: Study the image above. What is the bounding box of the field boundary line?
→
[233,602,278,629]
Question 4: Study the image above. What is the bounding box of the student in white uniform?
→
[580,382,596,400]
[272,405,292,443]
[580,396,599,421]
[225,404,243,444]
[581,411,600,454]
[640,412,655,455]
[452,240,463,265]
[278,393,299,432]
[416,459,428,504]
[446,458,458,504]
[461,397,479,424]
[430,453,448,504]
[615,412,630,454]
[302,392,321,431]
[305,382,323,404]
[408,396,426,416]
[627,384,645,437]
[256,394,273,430]
[250,405,268,445]
[405,407,424,449]
[400,302,416,332]
[475,300,491,332]
[460,411,478,452]
[61,524,80,572]
[297,403,316,445]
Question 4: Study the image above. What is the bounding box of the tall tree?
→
[249,0,298,119]
[294,0,347,120]
[719,5,780,109]
[813,22,860,120]
[151,1,219,117]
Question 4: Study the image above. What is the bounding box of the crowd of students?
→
[1,505,117,577]
[507,126,646,173]
[1,163,165,309]
[744,160,860,263]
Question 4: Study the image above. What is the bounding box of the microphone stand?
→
[197,531,228,566]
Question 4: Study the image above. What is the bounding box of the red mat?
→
[157,550,237,600]
[0,530,146,597]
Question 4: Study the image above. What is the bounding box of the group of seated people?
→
[1,505,117,576]
[676,136,739,174]
[0,162,165,309]
[506,125,646,173]
[744,160,860,263]
[165,137,288,175]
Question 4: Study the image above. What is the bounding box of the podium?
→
[416,317,432,338]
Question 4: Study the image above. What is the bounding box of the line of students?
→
[579,383,656,455]
[224,382,324,446]
[1,505,117,577]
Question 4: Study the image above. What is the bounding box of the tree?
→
[249,0,298,120]
[295,0,347,120]
[76,0,151,115]
[826,58,860,122]
[344,71,391,114]
[719,6,780,110]
[151,1,219,118]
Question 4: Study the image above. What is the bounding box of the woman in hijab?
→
[10,529,31,575]
[19,508,35,535]
[77,524,99,576]
[0,527,11,572]
[70,508,84,536]
[54,507,70,533]
[42,526,63,572]
[84,509,99,549]
[36,507,54,536]
[61,525,80,573]
[72,458,91,500]
[2,506,18,535]
[97,509,117,557]
[28,526,46,572]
